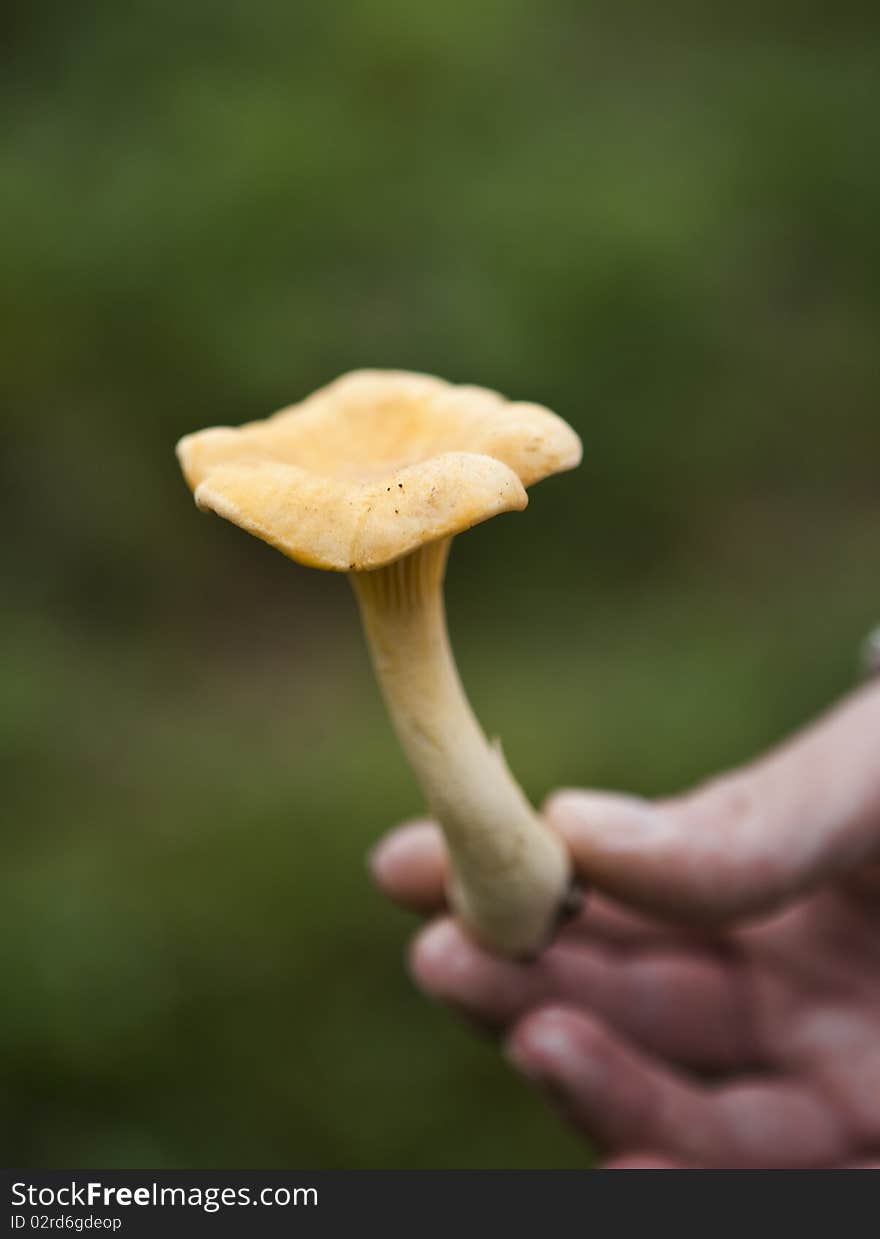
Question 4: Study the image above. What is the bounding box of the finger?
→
[369,819,447,912]
[505,1006,845,1167]
[599,1153,880,1169]
[368,821,701,948]
[546,682,880,924]
[410,918,757,1069]
[598,1153,687,1169]
[371,821,725,951]
[570,895,724,953]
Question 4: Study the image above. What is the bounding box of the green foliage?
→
[2,0,878,1166]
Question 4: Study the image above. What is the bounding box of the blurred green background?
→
[3,0,879,1167]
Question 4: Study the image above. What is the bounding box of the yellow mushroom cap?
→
[176,370,582,571]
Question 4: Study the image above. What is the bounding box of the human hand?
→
[370,683,880,1168]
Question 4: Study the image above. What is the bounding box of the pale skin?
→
[370,680,880,1169]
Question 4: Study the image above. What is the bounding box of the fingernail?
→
[368,824,426,885]
[409,918,472,992]
[413,918,462,963]
[525,1017,582,1070]
[505,1011,578,1078]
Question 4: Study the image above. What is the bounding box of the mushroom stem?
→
[351,537,575,957]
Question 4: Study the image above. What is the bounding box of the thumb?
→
[546,682,880,924]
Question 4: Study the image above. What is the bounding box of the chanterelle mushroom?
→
[177,370,583,956]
